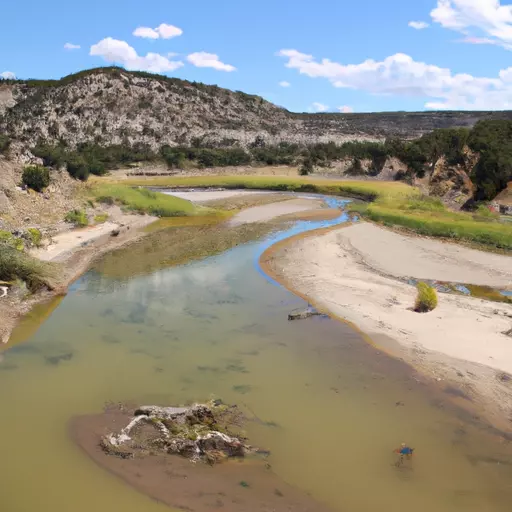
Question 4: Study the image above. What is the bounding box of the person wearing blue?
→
[394,443,414,466]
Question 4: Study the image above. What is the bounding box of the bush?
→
[0,244,51,291]
[65,209,89,227]
[22,165,50,192]
[0,230,24,251]
[415,282,438,312]
[94,213,109,224]
[27,228,42,247]
[299,158,314,176]
[0,134,10,154]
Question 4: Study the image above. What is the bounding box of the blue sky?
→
[2,0,512,112]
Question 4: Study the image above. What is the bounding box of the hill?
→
[2,67,512,151]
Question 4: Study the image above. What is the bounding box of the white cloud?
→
[310,102,329,112]
[279,80,291,87]
[0,71,16,79]
[337,105,354,113]
[187,52,236,72]
[278,48,512,109]
[133,23,183,40]
[409,21,430,29]
[90,38,184,73]
[64,42,81,50]
[431,0,512,50]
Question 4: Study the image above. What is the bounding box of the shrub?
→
[299,158,314,176]
[94,213,109,224]
[0,230,24,251]
[0,134,10,154]
[65,209,89,227]
[0,244,51,291]
[27,228,42,247]
[415,282,438,313]
[22,165,50,192]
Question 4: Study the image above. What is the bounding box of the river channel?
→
[1,196,512,512]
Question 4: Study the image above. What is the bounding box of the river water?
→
[1,200,512,512]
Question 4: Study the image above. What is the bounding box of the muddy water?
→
[1,206,512,512]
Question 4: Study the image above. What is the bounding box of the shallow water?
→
[1,200,512,512]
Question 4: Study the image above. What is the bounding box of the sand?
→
[71,410,333,512]
[230,198,324,225]
[31,213,156,263]
[263,222,512,431]
[163,189,269,202]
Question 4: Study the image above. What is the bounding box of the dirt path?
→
[262,222,512,432]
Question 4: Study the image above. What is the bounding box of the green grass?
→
[112,175,418,202]
[99,175,512,251]
[93,213,109,224]
[0,244,52,291]
[415,282,438,312]
[65,209,89,227]
[90,184,199,217]
[352,200,512,250]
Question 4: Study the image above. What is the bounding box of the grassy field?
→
[112,175,418,202]
[99,175,512,251]
[351,198,512,251]
[89,184,199,217]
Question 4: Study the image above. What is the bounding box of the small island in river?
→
[71,400,333,512]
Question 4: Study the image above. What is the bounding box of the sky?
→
[2,0,512,113]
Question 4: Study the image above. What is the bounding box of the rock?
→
[288,308,322,321]
[103,401,255,464]
[110,229,121,237]
[503,328,512,338]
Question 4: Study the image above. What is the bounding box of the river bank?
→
[0,192,325,345]
[261,222,512,433]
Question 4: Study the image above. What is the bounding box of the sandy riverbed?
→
[263,222,512,431]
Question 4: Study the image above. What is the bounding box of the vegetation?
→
[22,165,50,192]
[33,142,155,181]
[0,230,24,251]
[65,209,89,227]
[415,282,438,313]
[90,184,198,217]
[350,196,512,250]
[93,213,109,224]
[0,244,51,291]
[117,175,417,202]
[0,134,10,154]
[27,228,42,247]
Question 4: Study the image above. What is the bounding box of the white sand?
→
[230,198,323,225]
[31,215,155,262]
[163,190,269,202]
[267,222,512,428]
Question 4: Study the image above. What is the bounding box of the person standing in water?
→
[394,443,414,467]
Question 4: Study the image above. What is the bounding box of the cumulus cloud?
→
[409,21,429,29]
[431,0,512,49]
[337,105,354,113]
[278,48,512,109]
[187,52,236,71]
[310,102,329,112]
[279,80,291,87]
[64,42,81,50]
[133,23,183,40]
[90,38,184,73]
[0,71,16,79]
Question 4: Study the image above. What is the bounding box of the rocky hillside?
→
[2,67,512,152]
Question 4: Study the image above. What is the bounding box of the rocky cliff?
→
[2,67,512,151]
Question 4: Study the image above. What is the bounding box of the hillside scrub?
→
[90,184,199,217]
[0,244,52,291]
[65,209,89,227]
[22,165,50,192]
[415,282,438,313]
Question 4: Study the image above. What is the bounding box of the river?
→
[1,197,512,512]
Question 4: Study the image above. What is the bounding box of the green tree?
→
[22,165,50,192]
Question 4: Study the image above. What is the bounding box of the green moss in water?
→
[465,284,512,304]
